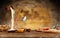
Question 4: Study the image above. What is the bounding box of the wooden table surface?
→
[0,31,60,38]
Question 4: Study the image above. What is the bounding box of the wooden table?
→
[0,31,60,38]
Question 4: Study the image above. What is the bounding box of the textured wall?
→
[0,0,58,30]
[11,0,56,30]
